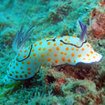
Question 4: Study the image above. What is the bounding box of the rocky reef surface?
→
[0,0,105,105]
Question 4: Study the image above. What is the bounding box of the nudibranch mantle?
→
[2,35,102,85]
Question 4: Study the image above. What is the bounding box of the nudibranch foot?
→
[0,76,18,86]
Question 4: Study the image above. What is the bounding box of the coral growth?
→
[45,63,105,105]
[48,2,71,24]
[90,8,105,38]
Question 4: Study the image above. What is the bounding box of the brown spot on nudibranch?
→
[57,36,60,38]
[41,54,45,57]
[71,53,75,57]
[90,51,94,54]
[47,42,51,45]
[87,44,90,47]
[28,72,31,74]
[39,41,42,45]
[20,67,23,70]
[93,56,96,58]
[65,47,69,51]
[56,47,60,51]
[64,52,67,55]
[47,58,51,62]
[60,43,63,46]
[78,54,82,58]
[76,48,79,51]
[61,52,64,54]
[27,61,30,64]
[34,44,37,46]
[43,48,46,50]
[30,56,32,59]
[33,53,36,57]
[28,68,31,70]
[47,52,50,56]
[74,60,76,63]
[22,62,24,64]
[38,48,41,50]
[72,35,77,38]
[64,39,67,41]
[32,49,34,52]
[48,49,52,52]
[62,57,65,62]
[24,55,27,58]
[54,43,56,46]
[87,54,90,57]
[24,50,27,52]
[67,40,70,43]
[71,47,74,50]
[68,58,71,62]
[54,53,57,56]
[55,59,59,63]
[18,53,20,56]
[81,48,85,51]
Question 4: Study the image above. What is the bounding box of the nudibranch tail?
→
[79,21,87,42]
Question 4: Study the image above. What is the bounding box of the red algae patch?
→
[45,63,105,104]
[90,8,105,39]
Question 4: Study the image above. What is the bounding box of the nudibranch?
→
[1,22,102,85]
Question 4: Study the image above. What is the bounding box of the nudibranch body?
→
[3,36,102,84]
[1,22,102,85]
